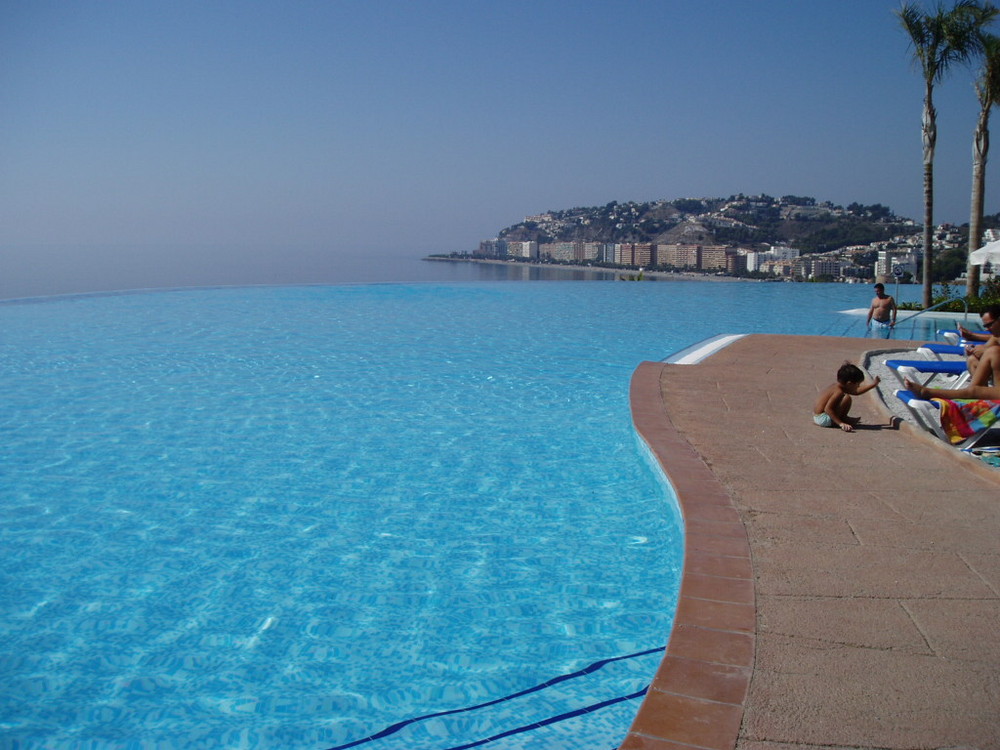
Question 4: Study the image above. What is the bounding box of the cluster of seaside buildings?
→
[477,238,836,277]
[475,224,981,282]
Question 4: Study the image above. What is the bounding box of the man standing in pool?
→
[866,283,897,339]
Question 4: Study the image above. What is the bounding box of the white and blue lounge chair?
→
[938,328,991,346]
[895,389,1000,450]
[883,358,970,388]
[915,342,981,360]
[917,343,964,359]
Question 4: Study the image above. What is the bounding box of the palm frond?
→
[976,32,1000,105]
[898,0,1000,83]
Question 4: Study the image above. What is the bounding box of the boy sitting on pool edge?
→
[813,362,880,432]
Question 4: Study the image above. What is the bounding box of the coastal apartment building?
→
[478,239,508,257]
[616,243,654,267]
[478,238,542,259]
[800,257,846,279]
[506,241,538,259]
[542,242,577,261]
[759,259,795,276]
[530,240,742,270]
[651,243,730,270]
[538,241,610,262]
[746,246,801,273]
[726,252,748,276]
[657,244,700,268]
[874,249,919,281]
[699,246,729,271]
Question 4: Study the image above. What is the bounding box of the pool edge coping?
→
[619,360,754,750]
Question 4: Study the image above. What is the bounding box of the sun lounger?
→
[915,340,983,361]
[916,342,975,360]
[883,358,970,388]
[938,329,990,346]
[917,341,986,359]
[895,389,1000,450]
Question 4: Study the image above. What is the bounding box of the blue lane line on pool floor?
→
[323,645,665,750]
[440,685,651,750]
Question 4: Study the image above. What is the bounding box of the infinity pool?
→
[0,281,878,748]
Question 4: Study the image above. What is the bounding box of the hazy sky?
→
[4,0,1000,297]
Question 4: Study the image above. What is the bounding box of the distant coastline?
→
[423,255,748,282]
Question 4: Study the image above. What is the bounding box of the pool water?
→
[0,281,884,748]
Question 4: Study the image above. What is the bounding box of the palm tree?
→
[967,33,1000,297]
[897,1,997,308]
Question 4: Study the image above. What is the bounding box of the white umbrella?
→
[969,239,1000,265]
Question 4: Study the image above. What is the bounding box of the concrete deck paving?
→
[619,334,1000,750]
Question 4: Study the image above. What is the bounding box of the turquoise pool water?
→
[0,281,887,748]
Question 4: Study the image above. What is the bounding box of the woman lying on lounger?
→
[905,345,1000,401]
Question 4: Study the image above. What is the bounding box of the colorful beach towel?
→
[931,398,1000,444]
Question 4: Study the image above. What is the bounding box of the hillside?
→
[497,194,920,253]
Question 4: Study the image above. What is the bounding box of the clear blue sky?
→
[3,0,999,296]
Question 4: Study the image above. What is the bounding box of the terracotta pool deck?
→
[620,334,1000,750]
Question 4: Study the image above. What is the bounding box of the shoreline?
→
[423,255,751,282]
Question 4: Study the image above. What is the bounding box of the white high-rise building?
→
[876,250,919,280]
[506,241,538,259]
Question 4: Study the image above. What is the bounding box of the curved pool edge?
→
[619,360,755,750]
[661,334,747,365]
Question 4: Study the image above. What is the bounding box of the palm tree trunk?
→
[968,107,990,298]
[922,83,936,309]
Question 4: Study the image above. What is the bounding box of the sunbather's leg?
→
[904,377,1000,401]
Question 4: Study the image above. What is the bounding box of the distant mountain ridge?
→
[497,194,920,254]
